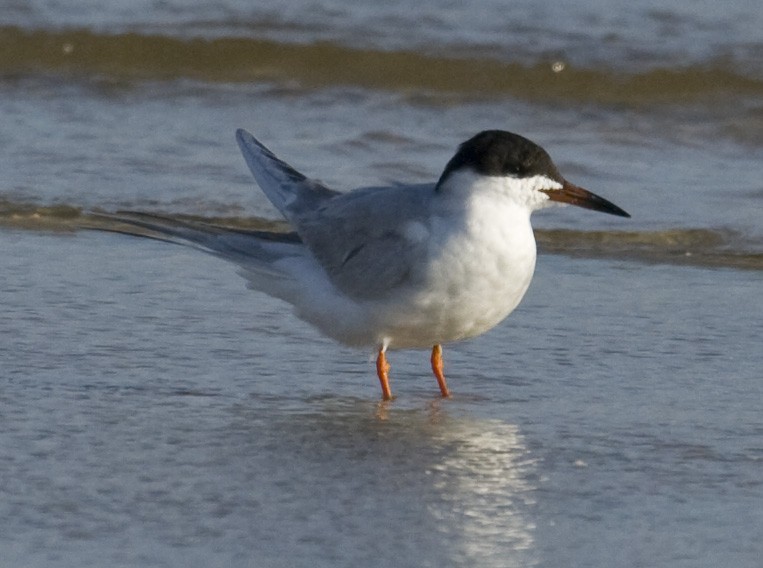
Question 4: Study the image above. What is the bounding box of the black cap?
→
[436,130,563,189]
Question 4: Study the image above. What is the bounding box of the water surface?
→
[2,1,762,566]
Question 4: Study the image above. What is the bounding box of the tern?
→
[106,129,629,400]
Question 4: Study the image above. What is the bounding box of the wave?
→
[1,26,761,105]
[1,199,760,271]
[535,228,763,271]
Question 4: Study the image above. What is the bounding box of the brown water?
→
[3,26,762,105]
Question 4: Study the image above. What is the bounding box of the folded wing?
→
[235,129,340,223]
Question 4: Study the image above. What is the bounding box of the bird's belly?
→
[298,203,537,350]
[377,231,537,349]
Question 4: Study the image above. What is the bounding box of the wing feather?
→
[236,129,439,301]
[294,184,436,300]
[236,129,340,222]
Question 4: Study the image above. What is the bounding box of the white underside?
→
[243,171,543,350]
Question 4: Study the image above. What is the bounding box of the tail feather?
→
[90,128,343,308]
[99,212,298,259]
[102,209,305,269]
[96,212,317,303]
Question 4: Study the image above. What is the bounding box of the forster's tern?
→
[107,129,629,400]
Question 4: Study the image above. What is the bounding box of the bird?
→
[105,128,629,400]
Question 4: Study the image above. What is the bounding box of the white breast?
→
[376,173,539,348]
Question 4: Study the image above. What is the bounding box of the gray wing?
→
[294,184,436,300]
[237,129,437,300]
[236,129,340,222]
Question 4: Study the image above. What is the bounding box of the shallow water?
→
[2,1,762,566]
[2,233,761,567]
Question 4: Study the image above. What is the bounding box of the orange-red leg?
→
[376,347,393,401]
[431,344,451,398]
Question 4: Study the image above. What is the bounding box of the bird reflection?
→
[424,418,537,565]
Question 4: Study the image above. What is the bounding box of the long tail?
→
[98,211,298,259]
[95,212,311,302]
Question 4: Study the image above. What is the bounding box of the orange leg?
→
[431,344,451,398]
[376,347,393,401]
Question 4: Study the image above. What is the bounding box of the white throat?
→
[439,168,560,213]
[375,167,545,347]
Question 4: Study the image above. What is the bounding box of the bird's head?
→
[436,130,630,218]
